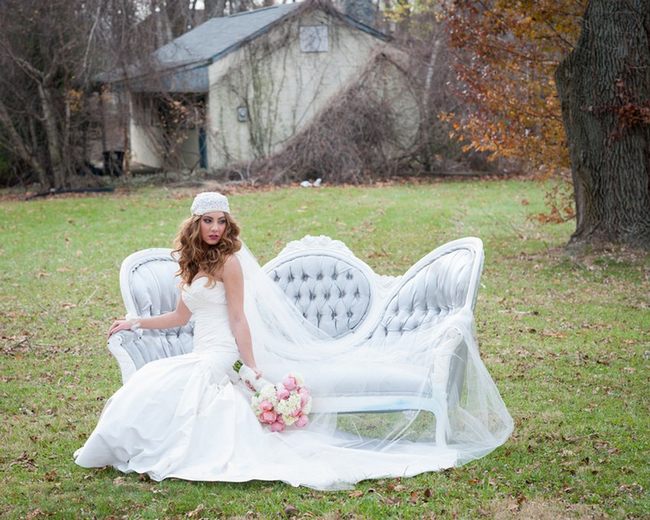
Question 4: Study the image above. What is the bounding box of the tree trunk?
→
[0,97,49,185]
[38,84,67,189]
[165,0,191,38]
[555,0,650,250]
[204,0,226,18]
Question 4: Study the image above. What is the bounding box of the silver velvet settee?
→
[108,235,484,446]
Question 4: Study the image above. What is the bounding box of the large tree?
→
[555,0,650,249]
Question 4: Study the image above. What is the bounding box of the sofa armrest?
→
[107,326,194,384]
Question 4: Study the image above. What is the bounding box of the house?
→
[103,0,419,172]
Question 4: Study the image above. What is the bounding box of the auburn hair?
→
[173,212,242,286]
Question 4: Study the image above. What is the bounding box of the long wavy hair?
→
[173,212,242,286]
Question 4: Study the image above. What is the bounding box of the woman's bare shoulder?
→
[222,254,242,279]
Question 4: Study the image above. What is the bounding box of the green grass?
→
[1,180,648,519]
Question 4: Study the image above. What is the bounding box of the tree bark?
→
[0,97,49,185]
[555,0,650,250]
[38,84,67,189]
[204,0,226,18]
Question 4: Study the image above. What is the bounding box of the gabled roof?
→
[101,0,388,92]
[154,3,302,69]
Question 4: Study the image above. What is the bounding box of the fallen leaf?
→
[186,504,205,518]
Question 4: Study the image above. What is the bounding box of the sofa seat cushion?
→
[262,362,432,399]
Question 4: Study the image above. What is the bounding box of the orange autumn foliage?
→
[442,0,587,176]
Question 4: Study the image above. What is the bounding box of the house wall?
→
[129,97,163,168]
[206,10,387,169]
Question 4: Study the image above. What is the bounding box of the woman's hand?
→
[239,364,263,392]
[108,319,140,338]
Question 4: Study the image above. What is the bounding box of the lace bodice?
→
[182,278,237,354]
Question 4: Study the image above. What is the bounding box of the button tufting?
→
[302,273,309,281]
[317,273,323,280]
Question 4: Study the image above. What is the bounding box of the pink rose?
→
[299,388,311,406]
[259,400,273,412]
[282,376,297,391]
[295,415,309,428]
[270,420,285,432]
[292,408,302,417]
[261,410,277,424]
[276,387,290,400]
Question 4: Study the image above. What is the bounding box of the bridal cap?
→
[191,192,230,215]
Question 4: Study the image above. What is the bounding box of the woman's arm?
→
[222,254,259,375]
[108,292,192,337]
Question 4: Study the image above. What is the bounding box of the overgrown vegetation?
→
[1,181,648,518]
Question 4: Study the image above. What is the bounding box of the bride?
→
[74,192,513,490]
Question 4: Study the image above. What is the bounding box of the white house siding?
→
[206,10,385,169]
[129,97,163,168]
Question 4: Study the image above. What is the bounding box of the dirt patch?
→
[482,497,608,519]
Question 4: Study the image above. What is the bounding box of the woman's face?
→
[199,211,227,245]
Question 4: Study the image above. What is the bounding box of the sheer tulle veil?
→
[236,243,513,468]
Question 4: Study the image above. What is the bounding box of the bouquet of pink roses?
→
[233,361,312,432]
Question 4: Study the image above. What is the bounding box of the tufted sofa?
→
[108,235,484,446]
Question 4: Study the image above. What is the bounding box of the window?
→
[237,106,248,123]
[300,26,328,53]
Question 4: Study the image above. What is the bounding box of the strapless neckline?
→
[190,277,224,287]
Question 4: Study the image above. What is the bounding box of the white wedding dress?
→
[75,277,468,490]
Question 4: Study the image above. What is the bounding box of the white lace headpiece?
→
[191,192,230,215]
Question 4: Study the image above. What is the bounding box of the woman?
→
[75,192,513,490]
[107,191,260,377]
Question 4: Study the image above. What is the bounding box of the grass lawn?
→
[1,179,648,519]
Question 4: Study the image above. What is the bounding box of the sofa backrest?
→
[118,236,482,345]
[266,253,372,338]
[120,248,181,318]
[366,240,483,341]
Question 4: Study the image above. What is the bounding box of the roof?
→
[101,1,389,92]
[154,3,302,69]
